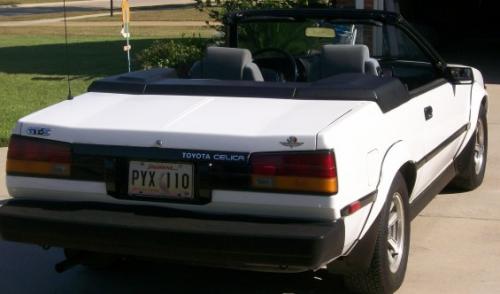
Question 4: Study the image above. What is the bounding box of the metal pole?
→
[62,0,73,100]
[126,23,131,72]
[110,0,113,17]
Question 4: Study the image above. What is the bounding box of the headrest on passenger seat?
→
[319,44,379,78]
[190,47,264,81]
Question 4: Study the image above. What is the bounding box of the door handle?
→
[424,106,433,121]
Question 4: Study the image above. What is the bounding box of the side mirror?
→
[446,66,473,84]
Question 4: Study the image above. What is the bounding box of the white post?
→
[377,0,385,10]
[355,0,364,9]
[385,0,397,11]
[126,23,131,72]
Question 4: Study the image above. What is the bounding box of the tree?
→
[195,0,333,31]
[195,0,334,54]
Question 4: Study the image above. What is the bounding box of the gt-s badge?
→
[280,136,304,148]
[26,127,51,136]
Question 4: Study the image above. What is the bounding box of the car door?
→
[409,79,470,200]
[379,24,470,200]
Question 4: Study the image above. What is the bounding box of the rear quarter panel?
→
[317,102,388,252]
[317,98,426,253]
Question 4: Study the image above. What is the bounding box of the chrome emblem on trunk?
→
[280,136,304,148]
[26,127,51,136]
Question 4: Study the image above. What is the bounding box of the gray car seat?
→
[311,44,381,81]
[190,47,264,81]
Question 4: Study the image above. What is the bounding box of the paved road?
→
[0,0,195,17]
[0,85,498,293]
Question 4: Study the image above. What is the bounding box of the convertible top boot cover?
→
[190,47,264,81]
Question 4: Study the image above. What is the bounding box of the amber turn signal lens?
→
[252,175,338,194]
[250,151,338,194]
[7,160,71,177]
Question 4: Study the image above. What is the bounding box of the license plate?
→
[128,161,194,199]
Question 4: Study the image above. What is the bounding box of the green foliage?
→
[194,0,333,55]
[195,0,333,29]
[136,37,213,76]
[238,21,321,55]
[136,0,334,76]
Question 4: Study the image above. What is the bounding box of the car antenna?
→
[62,0,73,100]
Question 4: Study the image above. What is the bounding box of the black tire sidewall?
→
[377,173,411,292]
[453,106,488,190]
[343,173,411,294]
[472,108,488,186]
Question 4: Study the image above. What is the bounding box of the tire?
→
[344,173,410,294]
[449,106,488,191]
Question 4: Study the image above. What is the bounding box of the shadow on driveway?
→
[0,241,351,294]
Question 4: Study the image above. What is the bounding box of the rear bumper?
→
[0,200,345,272]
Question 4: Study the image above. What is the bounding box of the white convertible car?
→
[0,9,488,294]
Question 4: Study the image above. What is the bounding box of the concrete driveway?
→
[0,85,498,293]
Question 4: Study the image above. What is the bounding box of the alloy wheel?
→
[387,192,405,273]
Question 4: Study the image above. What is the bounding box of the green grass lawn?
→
[0,10,108,21]
[0,27,213,146]
[0,7,214,21]
[0,25,216,37]
[0,34,140,146]
[83,7,214,22]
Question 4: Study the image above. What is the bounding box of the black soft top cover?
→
[88,68,409,113]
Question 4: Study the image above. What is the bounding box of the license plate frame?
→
[128,160,194,200]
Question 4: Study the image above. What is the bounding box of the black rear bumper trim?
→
[0,200,345,272]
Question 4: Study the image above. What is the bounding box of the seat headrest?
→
[201,47,253,80]
[320,45,370,78]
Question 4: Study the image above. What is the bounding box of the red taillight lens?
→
[7,135,71,177]
[251,152,336,178]
[250,151,337,194]
[8,136,71,163]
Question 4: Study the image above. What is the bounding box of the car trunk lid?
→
[18,92,365,152]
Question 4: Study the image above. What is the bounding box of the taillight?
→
[6,135,71,177]
[250,151,337,194]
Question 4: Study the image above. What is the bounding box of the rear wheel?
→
[449,106,488,191]
[344,173,410,294]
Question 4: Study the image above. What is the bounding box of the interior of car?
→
[187,19,441,92]
[88,11,447,114]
